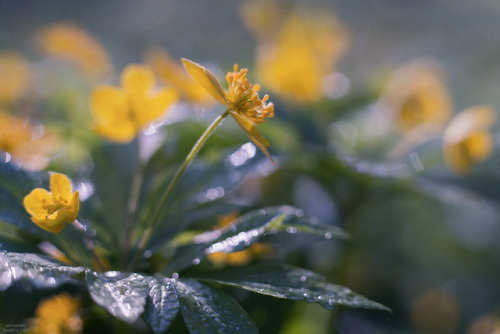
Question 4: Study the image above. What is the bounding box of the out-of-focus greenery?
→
[1,0,500,333]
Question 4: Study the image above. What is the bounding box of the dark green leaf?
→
[86,271,149,323]
[143,276,179,334]
[0,251,85,291]
[174,279,258,334]
[200,264,390,312]
[0,162,45,234]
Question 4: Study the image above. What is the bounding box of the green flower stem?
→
[121,140,145,269]
[131,109,230,269]
[73,220,106,272]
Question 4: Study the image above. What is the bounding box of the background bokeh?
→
[2,0,500,333]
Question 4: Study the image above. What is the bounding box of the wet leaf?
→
[174,279,258,334]
[0,251,85,291]
[86,271,149,323]
[143,276,179,333]
[200,264,390,312]
[164,206,347,273]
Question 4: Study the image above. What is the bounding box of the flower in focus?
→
[182,58,274,160]
[29,293,82,334]
[38,21,112,77]
[0,51,32,103]
[91,64,178,142]
[23,173,79,233]
[0,111,61,170]
[382,60,452,134]
[443,106,496,175]
[243,4,349,104]
[145,47,213,106]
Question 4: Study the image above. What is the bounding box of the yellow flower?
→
[23,173,79,233]
[0,111,61,171]
[145,47,213,106]
[443,106,496,175]
[182,59,274,160]
[38,21,112,77]
[29,293,82,334]
[91,64,178,142]
[244,7,349,104]
[0,51,32,103]
[383,60,452,134]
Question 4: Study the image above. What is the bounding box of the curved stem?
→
[73,220,106,272]
[131,110,230,268]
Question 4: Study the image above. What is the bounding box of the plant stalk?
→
[73,220,106,272]
[122,140,145,269]
[131,110,230,268]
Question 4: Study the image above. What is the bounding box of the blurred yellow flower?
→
[23,173,79,233]
[240,1,283,42]
[0,111,61,170]
[243,6,349,104]
[145,47,213,106]
[182,59,274,160]
[29,293,82,334]
[208,242,273,266]
[410,288,460,334]
[0,51,32,103]
[38,21,112,77]
[91,64,178,142]
[383,60,452,134]
[443,106,496,175]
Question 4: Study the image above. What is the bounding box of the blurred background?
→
[2,0,500,333]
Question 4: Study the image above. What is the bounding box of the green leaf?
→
[174,279,258,334]
[200,264,390,312]
[86,271,149,323]
[0,251,85,291]
[164,206,347,273]
[0,162,45,234]
[143,276,179,334]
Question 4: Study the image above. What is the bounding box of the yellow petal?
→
[444,143,472,176]
[50,173,73,203]
[91,86,128,122]
[230,110,274,163]
[181,58,229,106]
[91,86,138,142]
[94,122,137,143]
[121,64,155,97]
[23,188,51,217]
[47,208,73,227]
[136,87,179,127]
[67,191,80,223]
[31,216,65,233]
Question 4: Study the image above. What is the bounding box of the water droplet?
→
[104,271,120,278]
[324,232,332,240]
[286,227,297,234]
[144,250,153,258]
[300,275,307,282]
[192,258,200,265]
[172,272,179,279]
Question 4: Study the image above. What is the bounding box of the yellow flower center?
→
[226,64,274,124]
[42,198,67,215]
